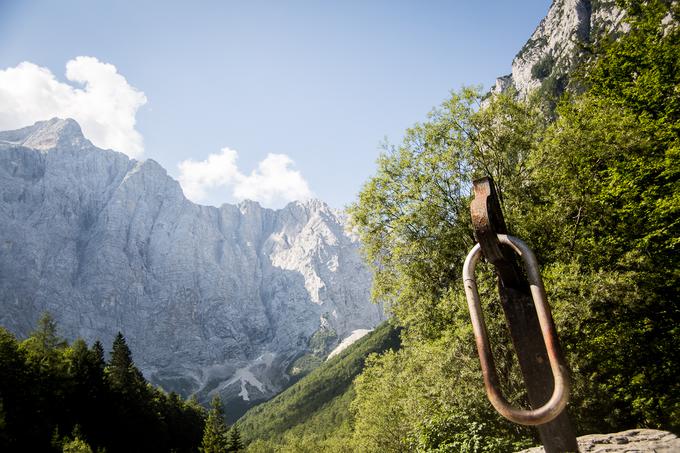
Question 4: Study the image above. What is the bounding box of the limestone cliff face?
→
[492,0,625,97]
[0,118,383,414]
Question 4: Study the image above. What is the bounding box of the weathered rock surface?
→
[492,0,625,97]
[0,118,384,417]
[518,429,680,453]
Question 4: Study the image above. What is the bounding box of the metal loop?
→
[462,234,570,426]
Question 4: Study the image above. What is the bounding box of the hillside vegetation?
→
[238,322,400,451]
[240,1,679,451]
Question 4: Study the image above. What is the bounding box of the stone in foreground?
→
[517,429,680,453]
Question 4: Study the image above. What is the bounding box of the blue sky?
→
[0,0,551,209]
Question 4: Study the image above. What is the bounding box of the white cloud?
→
[178,147,313,208]
[178,147,242,202]
[0,56,147,157]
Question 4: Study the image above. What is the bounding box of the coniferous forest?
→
[0,313,246,452]
[0,1,678,452]
[0,313,206,452]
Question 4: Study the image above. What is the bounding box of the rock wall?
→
[492,0,625,97]
[0,118,384,415]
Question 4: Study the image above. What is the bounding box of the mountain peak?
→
[0,117,90,150]
[0,130,383,419]
[284,198,333,215]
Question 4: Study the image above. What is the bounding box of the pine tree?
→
[68,339,92,379]
[105,332,144,392]
[104,332,153,451]
[21,312,67,370]
[226,425,244,452]
[91,341,105,372]
[33,313,67,352]
[87,340,107,394]
[200,396,229,453]
[0,330,19,451]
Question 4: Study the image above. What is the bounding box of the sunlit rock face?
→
[0,118,384,418]
[492,0,625,97]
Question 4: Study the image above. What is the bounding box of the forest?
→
[0,314,243,452]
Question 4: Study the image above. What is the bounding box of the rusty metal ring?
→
[462,234,570,426]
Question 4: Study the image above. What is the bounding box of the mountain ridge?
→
[0,118,384,419]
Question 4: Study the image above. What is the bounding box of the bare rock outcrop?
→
[518,429,680,452]
[492,0,625,97]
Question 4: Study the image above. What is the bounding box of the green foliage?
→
[532,95,680,431]
[350,317,533,452]
[0,316,205,453]
[287,354,323,378]
[288,325,339,379]
[584,0,679,266]
[106,332,145,393]
[257,383,357,452]
[58,426,94,453]
[587,0,680,130]
[527,1,680,429]
[406,412,534,453]
[243,389,355,452]
[340,1,679,450]
[239,322,400,448]
[227,425,244,452]
[62,437,94,453]
[531,53,555,80]
[349,87,478,339]
[201,396,229,453]
[20,312,68,371]
[348,86,549,341]
[540,261,679,431]
[308,326,338,357]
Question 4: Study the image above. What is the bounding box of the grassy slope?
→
[237,322,400,444]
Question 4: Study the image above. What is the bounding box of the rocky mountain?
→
[0,118,384,417]
[492,0,625,97]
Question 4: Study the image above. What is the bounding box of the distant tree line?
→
[0,313,244,453]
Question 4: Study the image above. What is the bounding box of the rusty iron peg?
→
[463,177,579,452]
[463,236,570,424]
